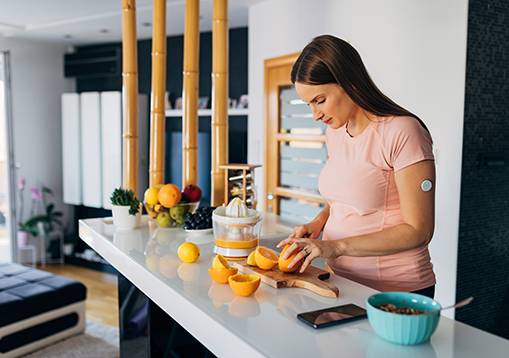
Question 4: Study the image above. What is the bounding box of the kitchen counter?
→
[79,213,509,358]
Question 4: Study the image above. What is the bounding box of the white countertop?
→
[79,213,509,358]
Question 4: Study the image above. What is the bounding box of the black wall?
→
[76,27,248,106]
[456,0,509,339]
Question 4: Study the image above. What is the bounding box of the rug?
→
[21,320,119,358]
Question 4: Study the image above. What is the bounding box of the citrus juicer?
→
[212,198,262,260]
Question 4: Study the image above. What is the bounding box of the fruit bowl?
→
[144,201,200,228]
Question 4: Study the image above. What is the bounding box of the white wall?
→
[0,36,74,247]
[248,0,468,317]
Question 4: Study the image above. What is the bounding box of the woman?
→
[277,35,436,298]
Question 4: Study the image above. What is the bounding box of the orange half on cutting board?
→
[254,246,279,270]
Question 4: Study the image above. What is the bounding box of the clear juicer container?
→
[212,207,262,258]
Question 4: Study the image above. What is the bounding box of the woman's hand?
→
[285,204,330,240]
[276,237,342,273]
[287,220,323,240]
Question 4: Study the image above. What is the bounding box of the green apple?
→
[156,211,174,228]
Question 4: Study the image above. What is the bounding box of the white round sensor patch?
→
[421,179,433,192]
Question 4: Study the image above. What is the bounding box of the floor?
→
[38,263,119,328]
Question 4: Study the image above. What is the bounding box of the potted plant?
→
[110,187,142,230]
[17,178,63,246]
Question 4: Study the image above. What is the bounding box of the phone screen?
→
[297,303,367,329]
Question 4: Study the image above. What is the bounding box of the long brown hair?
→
[291,35,429,132]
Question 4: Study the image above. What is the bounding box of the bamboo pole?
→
[182,0,200,187]
[149,0,167,187]
[211,0,229,206]
[122,0,139,198]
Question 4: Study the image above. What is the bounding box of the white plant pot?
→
[17,231,30,247]
[112,204,142,230]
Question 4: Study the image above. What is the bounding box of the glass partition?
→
[0,52,15,263]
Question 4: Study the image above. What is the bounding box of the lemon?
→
[213,254,231,269]
[177,242,200,263]
[144,187,160,205]
[246,250,257,266]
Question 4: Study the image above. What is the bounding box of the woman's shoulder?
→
[375,116,431,140]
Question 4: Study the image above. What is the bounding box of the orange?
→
[278,244,304,273]
[228,274,261,296]
[254,246,278,270]
[208,267,238,284]
[212,254,231,270]
[246,250,257,266]
[158,184,182,208]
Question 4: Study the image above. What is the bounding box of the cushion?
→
[0,264,87,328]
[0,264,31,276]
[0,277,27,291]
[14,270,53,282]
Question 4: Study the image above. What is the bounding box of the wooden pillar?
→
[122,0,139,197]
[149,0,167,187]
[182,0,200,187]
[211,0,229,206]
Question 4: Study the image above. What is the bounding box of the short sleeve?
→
[383,117,434,172]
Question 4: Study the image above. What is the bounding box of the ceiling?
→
[0,0,263,46]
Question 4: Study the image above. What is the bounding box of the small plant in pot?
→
[110,187,142,230]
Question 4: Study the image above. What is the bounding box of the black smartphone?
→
[297,303,367,329]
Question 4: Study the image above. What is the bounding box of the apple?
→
[182,185,202,203]
[156,211,174,228]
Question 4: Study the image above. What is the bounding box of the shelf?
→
[165,108,249,117]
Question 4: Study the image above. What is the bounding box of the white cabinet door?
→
[100,92,122,209]
[62,92,148,209]
[61,93,82,205]
[80,92,102,208]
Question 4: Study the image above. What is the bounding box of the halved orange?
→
[255,246,278,270]
[246,250,257,266]
[278,244,304,273]
[208,267,238,284]
[212,254,231,270]
[228,274,261,296]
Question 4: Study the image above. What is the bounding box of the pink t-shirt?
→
[319,116,436,292]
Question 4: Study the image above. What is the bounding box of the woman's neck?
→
[346,111,375,137]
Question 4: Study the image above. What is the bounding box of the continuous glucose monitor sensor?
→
[421,179,433,192]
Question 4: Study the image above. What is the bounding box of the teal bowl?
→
[366,292,441,345]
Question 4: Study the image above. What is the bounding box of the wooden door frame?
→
[263,53,327,214]
[263,53,299,213]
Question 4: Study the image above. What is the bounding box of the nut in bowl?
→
[366,292,441,345]
[144,201,200,228]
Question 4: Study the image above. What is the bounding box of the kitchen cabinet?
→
[61,91,148,209]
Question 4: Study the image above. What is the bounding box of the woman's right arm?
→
[285,203,330,240]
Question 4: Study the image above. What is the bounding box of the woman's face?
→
[295,82,361,130]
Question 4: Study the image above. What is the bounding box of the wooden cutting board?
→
[233,261,339,298]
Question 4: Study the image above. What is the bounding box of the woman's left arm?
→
[332,159,436,257]
[282,160,435,271]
